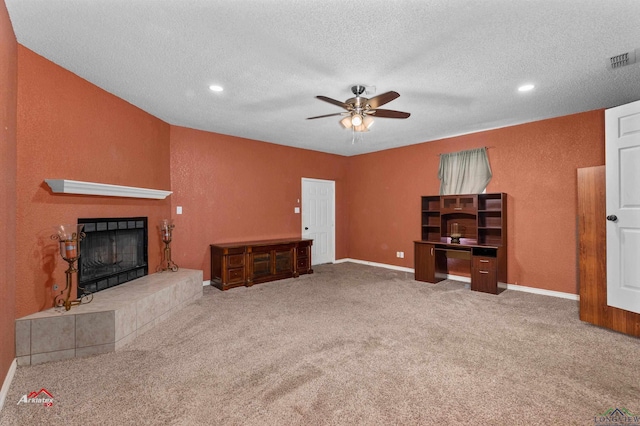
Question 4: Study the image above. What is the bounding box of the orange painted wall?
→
[347,110,604,294]
[0,0,18,384]
[7,35,607,362]
[169,126,349,280]
[15,47,172,318]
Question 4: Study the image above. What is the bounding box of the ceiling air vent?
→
[608,49,637,70]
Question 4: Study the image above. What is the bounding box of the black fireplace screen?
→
[77,217,148,297]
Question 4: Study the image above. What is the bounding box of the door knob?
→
[304,227,309,230]
[606,215,618,222]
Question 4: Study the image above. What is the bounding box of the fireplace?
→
[77,217,148,298]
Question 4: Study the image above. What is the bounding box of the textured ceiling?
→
[6,0,640,156]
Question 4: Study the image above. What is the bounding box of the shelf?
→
[44,179,172,200]
[478,194,502,211]
[421,196,440,211]
[417,193,507,293]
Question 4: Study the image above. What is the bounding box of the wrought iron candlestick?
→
[158,219,179,272]
[52,224,93,311]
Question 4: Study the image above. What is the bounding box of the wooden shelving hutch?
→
[416,193,507,294]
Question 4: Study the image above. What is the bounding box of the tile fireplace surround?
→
[15,268,203,366]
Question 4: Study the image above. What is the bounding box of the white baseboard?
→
[333,258,579,301]
[0,358,17,413]
[505,283,579,301]
[203,280,209,287]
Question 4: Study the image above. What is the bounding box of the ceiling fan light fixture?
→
[307,85,409,136]
[340,116,352,128]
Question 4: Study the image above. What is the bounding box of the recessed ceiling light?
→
[209,85,224,92]
[518,84,535,92]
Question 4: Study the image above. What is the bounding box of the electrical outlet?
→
[399,251,404,258]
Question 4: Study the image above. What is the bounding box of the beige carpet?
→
[1,263,638,425]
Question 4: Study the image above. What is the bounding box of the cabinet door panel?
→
[275,250,293,273]
[441,195,478,213]
[252,253,271,277]
[415,243,435,282]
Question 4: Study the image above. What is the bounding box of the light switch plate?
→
[294,207,300,214]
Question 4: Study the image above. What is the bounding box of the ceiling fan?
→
[307,85,411,132]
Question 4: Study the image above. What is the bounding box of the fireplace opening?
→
[77,217,148,298]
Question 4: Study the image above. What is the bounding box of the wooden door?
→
[578,165,640,338]
[301,178,335,265]
[605,100,640,314]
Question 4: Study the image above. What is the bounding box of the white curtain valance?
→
[438,147,492,195]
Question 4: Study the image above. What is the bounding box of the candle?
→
[160,219,172,242]
[64,240,77,259]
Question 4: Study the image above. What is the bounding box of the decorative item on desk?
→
[51,224,93,311]
[450,222,462,244]
[157,219,179,272]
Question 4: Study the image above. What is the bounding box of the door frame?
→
[301,177,336,264]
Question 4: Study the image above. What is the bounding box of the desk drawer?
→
[471,256,497,293]
[226,267,245,285]
[297,257,309,271]
[473,256,496,272]
[226,254,245,268]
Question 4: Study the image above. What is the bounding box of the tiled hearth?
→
[15,269,203,366]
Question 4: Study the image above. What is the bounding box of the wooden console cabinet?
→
[210,238,313,291]
[415,193,507,294]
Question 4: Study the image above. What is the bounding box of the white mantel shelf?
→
[44,179,172,200]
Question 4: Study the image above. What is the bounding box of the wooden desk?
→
[416,192,507,294]
[414,240,506,294]
[210,238,313,291]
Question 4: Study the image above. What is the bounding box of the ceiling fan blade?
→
[316,95,349,109]
[371,109,410,119]
[307,112,345,120]
[366,91,400,109]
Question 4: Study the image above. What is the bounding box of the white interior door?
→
[301,178,335,265]
[605,99,640,314]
